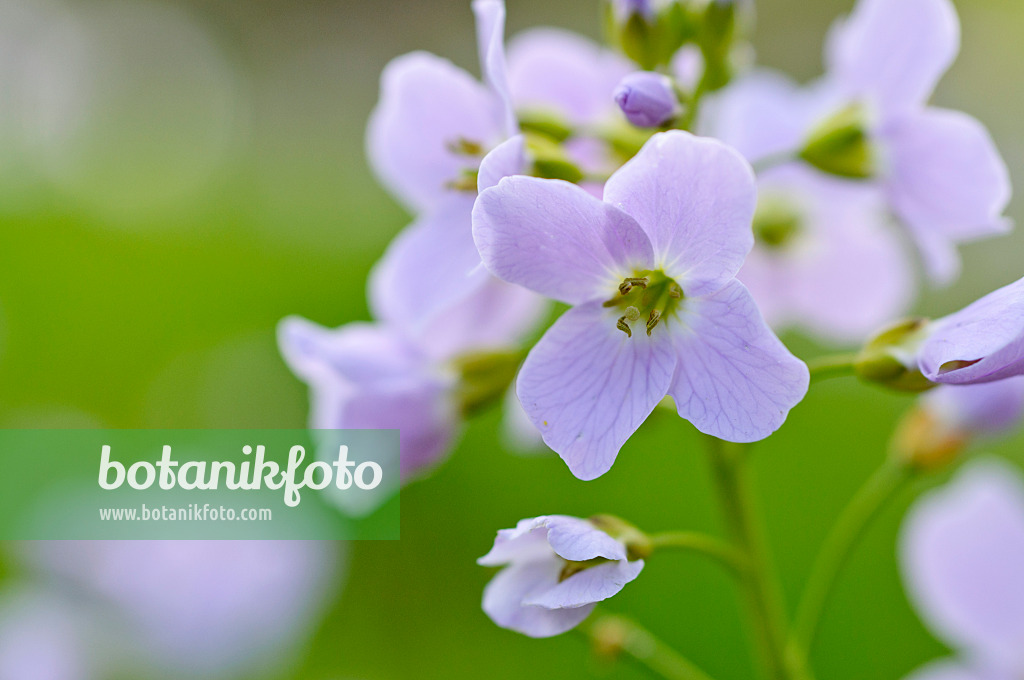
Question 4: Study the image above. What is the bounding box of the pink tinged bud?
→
[614,72,678,128]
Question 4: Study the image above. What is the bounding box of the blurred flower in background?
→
[0,541,344,680]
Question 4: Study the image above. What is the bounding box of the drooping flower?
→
[899,459,1024,680]
[917,276,1024,385]
[280,277,544,481]
[478,515,644,638]
[813,0,1011,283]
[473,130,809,480]
[703,72,913,343]
[27,541,341,679]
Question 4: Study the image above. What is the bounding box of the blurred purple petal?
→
[367,51,503,213]
[0,591,94,680]
[516,302,677,480]
[669,280,809,442]
[900,460,1024,671]
[473,0,517,138]
[884,108,1011,284]
[506,29,632,125]
[473,176,654,305]
[603,132,757,297]
[826,0,959,113]
[923,377,1024,437]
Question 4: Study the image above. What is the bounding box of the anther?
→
[618,277,650,296]
[668,283,682,299]
[616,317,632,337]
[646,310,662,336]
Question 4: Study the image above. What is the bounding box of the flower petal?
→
[543,516,628,562]
[524,559,644,609]
[368,195,489,335]
[826,0,959,113]
[481,560,595,637]
[478,517,559,567]
[516,301,677,480]
[668,280,809,442]
[506,28,632,125]
[900,459,1024,670]
[603,131,757,297]
[477,135,526,193]
[473,0,517,138]
[923,377,1024,437]
[367,51,502,213]
[884,108,1011,284]
[918,277,1024,384]
[473,176,655,305]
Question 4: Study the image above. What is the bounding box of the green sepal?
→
[799,104,876,179]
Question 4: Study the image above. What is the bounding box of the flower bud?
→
[854,318,934,392]
[892,406,967,472]
[605,0,695,70]
[799,104,875,179]
[614,72,679,128]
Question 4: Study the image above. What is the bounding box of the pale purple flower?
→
[28,541,340,679]
[820,0,1011,283]
[900,459,1024,680]
[280,278,543,480]
[473,131,809,480]
[478,515,644,637]
[703,73,913,343]
[367,0,514,214]
[614,71,679,128]
[918,276,1024,385]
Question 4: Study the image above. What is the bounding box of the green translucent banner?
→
[0,429,399,539]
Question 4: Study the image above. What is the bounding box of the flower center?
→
[603,270,683,337]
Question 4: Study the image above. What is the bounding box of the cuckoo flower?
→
[367,0,514,214]
[817,0,1011,283]
[473,131,809,480]
[705,72,913,343]
[900,459,1024,680]
[918,276,1024,385]
[478,515,644,638]
[280,278,543,481]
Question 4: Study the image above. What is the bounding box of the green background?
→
[0,0,1022,678]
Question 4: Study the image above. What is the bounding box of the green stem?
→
[705,437,793,680]
[648,531,748,576]
[805,353,858,383]
[584,614,720,680]
[789,458,913,659]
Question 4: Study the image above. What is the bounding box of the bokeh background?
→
[0,0,1022,678]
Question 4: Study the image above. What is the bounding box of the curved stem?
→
[648,531,748,576]
[584,614,720,680]
[805,353,858,383]
[789,458,913,658]
[704,437,793,680]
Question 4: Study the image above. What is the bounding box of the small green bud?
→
[854,318,934,392]
[605,0,696,71]
[517,109,573,143]
[799,104,876,179]
[892,406,967,472]
[753,196,802,249]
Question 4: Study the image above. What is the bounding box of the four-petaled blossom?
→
[280,278,543,481]
[918,276,1024,385]
[818,0,1011,283]
[478,515,644,637]
[900,459,1024,680]
[473,130,809,480]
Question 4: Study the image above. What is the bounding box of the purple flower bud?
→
[614,71,678,128]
